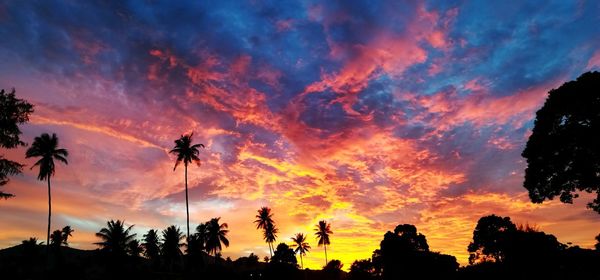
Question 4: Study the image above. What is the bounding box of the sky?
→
[1,0,600,269]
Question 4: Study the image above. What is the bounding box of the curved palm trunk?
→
[184,164,190,240]
[47,177,51,252]
[324,244,328,266]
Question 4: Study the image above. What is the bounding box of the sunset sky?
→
[1,0,600,269]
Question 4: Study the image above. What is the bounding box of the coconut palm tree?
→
[205,217,229,261]
[291,233,311,269]
[95,220,137,257]
[169,133,205,240]
[25,133,68,249]
[254,207,276,257]
[142,229,161,263]
[196,222,209,252]
[315,220,333,265]
[161,225,184,268]
[264,222,278,258]
[61,225,74,245]
[128,239,143,257]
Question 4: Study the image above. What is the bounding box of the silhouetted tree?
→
[206,217,229,260]
[127,239,143,257]
[170,133,205,240]
[95,220,137,257]
[468,215,517,264]
[0,88,33,199]
[377,224,457,279]
[50,230,64,250]
[263,222,278,258]
[195,222,209,252]
[25,133,68,249]
[315,220,332,265]
[255,206,276,257]
[142,229,160,265]
[291,233,310,269]
[161,225,184,269]
[522,71,600,212]
[271,243,297,267]
[323,259,344,280]
[61,226,74,245]
[349,259,379,280]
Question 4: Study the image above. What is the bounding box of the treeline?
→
[2,214,600,280]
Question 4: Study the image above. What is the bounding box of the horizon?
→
[2,0,600,270]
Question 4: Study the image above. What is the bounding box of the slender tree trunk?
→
[268,242,273,258]
[324,244,328,265]
[47,177,51,252]
[185,163,190,240]
[300,253,303,269]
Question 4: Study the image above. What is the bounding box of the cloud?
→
[1,0,600,269]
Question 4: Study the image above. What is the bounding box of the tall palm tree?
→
[315,220,333,266]
[170,133,205,240]
[95,220,137,257]
[142,229,161,263]
[254,207,276,257]
[205,217,229,261]
[161,225,184,268]
[291,233,311,269]
[25,133,68,249]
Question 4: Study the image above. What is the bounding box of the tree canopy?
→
[522,71,600,212]
[0,88,34,199]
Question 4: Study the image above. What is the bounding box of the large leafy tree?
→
[467,215,517,264]
[271,243,297,267]
[0,88,34,199]
[25,133,68,249]
[169,133,205,240]
[522,71,600,212]
[315,220,333,266]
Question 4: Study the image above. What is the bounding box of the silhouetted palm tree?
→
[170,133,205,240]
[95,220,137,257]
[61,225,74,245]
[25,133,68,249]
[128,239,143,257]
[50,229,64,249]
[142,229,161,263]
[196,222,208,252]
[264,222,278,258]
[255,207,276,257]
[206,217,229,261]
[291,233,311,269]
[161,225,184,268]
[315,220,333,265]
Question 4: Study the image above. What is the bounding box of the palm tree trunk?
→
[47,177,51,252]
[300,254,303,269]
[324,244,328,265]
[268,242,273,258]
[185,164,190,240]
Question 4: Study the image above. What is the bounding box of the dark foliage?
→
[0,88,33,198]
[523,71,600,212]
[375,224,458,280]
[468,215,517,264]
[270,243,297,267]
